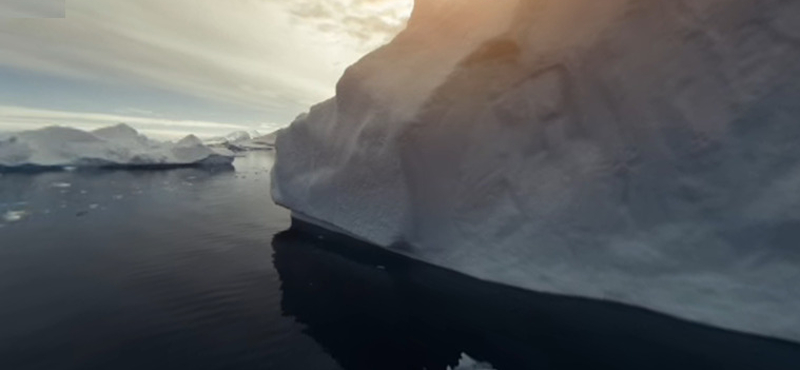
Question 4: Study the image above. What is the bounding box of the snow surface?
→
[0,124,234,169]
[272,0,800,342]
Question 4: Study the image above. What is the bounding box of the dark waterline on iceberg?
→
[283,219,800,370]
[0,152,797,370]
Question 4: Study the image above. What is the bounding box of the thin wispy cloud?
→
[0,105,269,139]
[0,0,412,135]
[282,0,412,51]
[0,0,64,18]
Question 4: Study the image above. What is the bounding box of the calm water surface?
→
[0,152,798,370]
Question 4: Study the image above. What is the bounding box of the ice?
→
[3,210,29,222]
[224,131,253,143]
[0,123,234,170]
[207,130,278,152]
[272,0,800,342]
[92,123,151,146]
[448,354,495,370]
[50,182,71,188]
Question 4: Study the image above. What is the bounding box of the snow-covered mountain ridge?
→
[0,124,234,169]
[272,0,800,342]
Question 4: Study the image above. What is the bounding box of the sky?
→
[0,0,413,139]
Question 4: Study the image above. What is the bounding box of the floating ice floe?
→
[2,210,29,222]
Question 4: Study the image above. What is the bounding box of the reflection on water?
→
[1,152,799,370]
[0,166,234,228]
[0,153,339,370]
[273,221,800,370]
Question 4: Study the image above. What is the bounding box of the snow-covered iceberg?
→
[272,0,800,342]
[0,124,234,170]
[206,130,277,152]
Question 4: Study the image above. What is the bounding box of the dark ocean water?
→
[0,152,798,370]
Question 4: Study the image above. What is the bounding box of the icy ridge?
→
[272,0,800,342]
[0,124,234,169]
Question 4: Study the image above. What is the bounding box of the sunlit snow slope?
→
[272,0,800,342]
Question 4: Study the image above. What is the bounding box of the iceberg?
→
[207,130,278,152]
[449,354,495,370]
[272,0,800,342]
[0,124,234,170]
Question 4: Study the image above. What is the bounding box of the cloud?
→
[0,0,412,125]
[280,0,412,51]
[0,105,280,139]
[0,0,64,18]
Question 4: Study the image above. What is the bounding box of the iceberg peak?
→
[176,134,203,147]
[92,123,148,145]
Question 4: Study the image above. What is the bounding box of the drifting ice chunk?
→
[2,210,29,222]
[272,0,800,342]
[448,354,495,370]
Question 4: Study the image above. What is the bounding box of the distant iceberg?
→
[0,124,234,170]
[272,0,800,342]
[206,130,278,153]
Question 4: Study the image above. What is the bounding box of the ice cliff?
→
[271,0,800,342]
[0,124,234,169]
